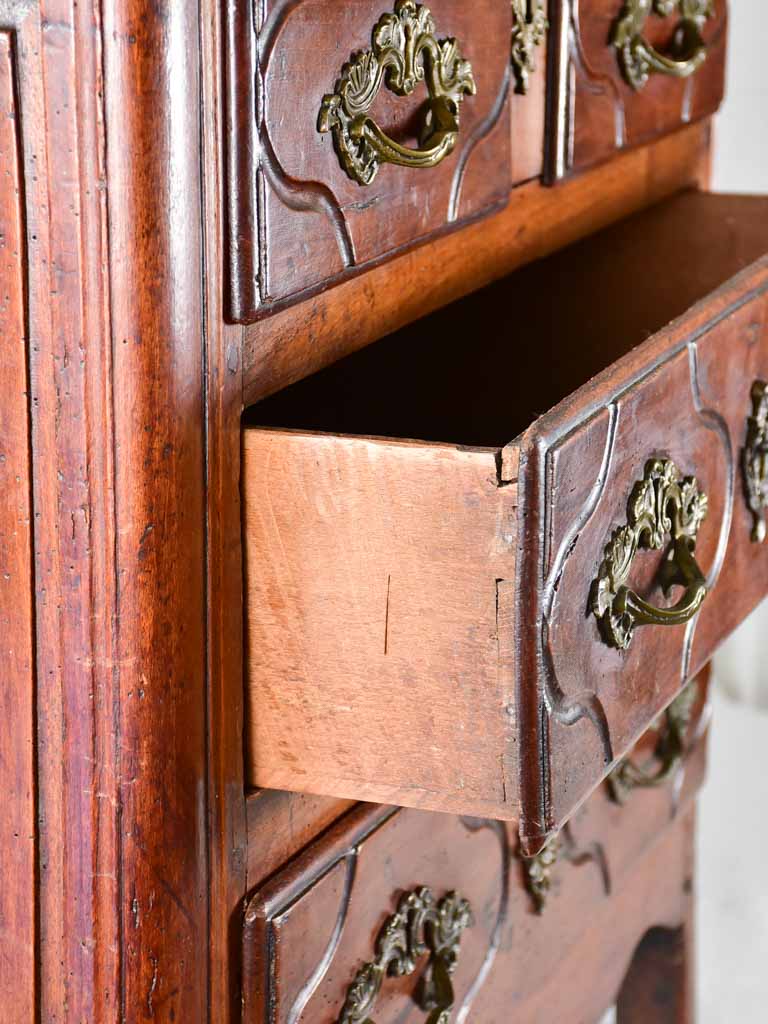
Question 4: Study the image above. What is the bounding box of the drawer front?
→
[547,0,727,180]
[225,0,546,322]
[519,268,768,849]
[243,695,707,1023]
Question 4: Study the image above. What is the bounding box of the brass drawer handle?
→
[743,380,768,543]
[511,0,548,95]
[337,887,473,1024]
[608,678,699,803]
[318,1,475,186]
[612,1,714,92]
[591,458,708,650]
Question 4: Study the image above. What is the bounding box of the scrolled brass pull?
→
[608,678,699,803]
[742,379,768,543]
[612,1,714,92]
[337,887,473,1024]
[510,0,548,95]
[318,1,475,186]
[591,458,708,650]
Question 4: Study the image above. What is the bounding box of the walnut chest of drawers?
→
[3,0,764,1021]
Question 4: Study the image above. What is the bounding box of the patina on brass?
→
[591,458,708,650]
[337,887,473,1024]
[742,379,768,543]
[612,0,714,91]
[318,1,475,186]
[511,0,548,94]
[608,678,699,803]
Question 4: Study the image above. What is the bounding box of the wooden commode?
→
[2,1,763,1021]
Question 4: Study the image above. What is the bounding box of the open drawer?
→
[243,191,768,851]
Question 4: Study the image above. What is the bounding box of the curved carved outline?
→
[570,0,627,151]
[455,818,511,1024]
[254,0,510,278]
[447,65,510,223]
[539,403,620,765]
[256,0,356,286]
[681,341,734,679]
[265,809,507,1024]
[286,852,358,1024]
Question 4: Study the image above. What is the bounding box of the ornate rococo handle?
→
[742,379,768,543]
[337,887,473,1024]
[521,835,560,914]
[318,1,476,186]
[608,678,699,803]
[612,0,715,92]
[511,0,548,95]
[591,458,709,650]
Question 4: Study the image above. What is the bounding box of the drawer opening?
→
[244,191,768,449]
[242,187,768,829]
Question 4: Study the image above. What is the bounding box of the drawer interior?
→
[245,191,768,446]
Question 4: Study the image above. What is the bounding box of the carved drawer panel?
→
[225,0,547,322]
[547,0,727,180]
[242,694,708,1023]
[243,191,768,851]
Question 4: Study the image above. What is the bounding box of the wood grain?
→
[200,0,249,1015]
[243,192,768,840]
[243,120,712,406]
[102,1,208,1017]
[5,2,123,1017]
[0,26,36,1020]
[243,430,519,815]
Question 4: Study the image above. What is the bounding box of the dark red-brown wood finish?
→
[243,680,709,1022]
[0,15,36,1018]
[0,0,245,1018]
[224,0,547,322]
[547,0,727,179]
[0,0,746,1020]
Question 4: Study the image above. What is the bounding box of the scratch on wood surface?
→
[146,954,158,1016]
[384,575,391,654]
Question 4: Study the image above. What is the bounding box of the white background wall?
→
[701,6,768,1018]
